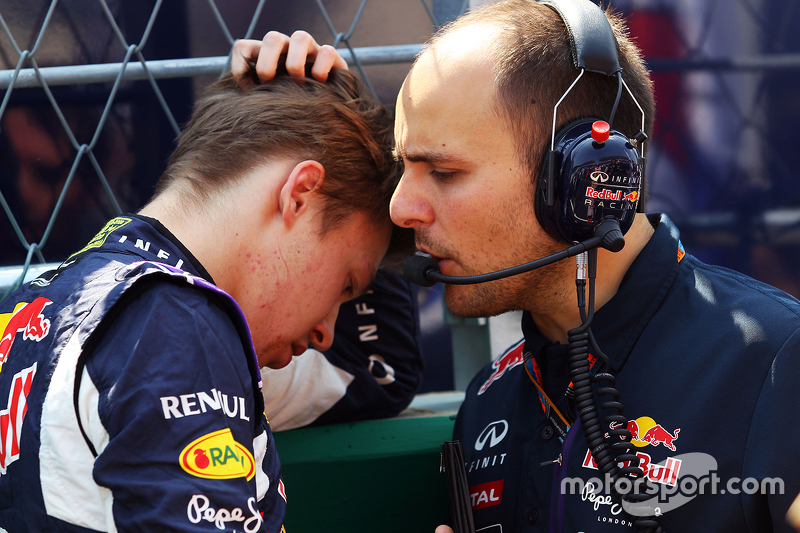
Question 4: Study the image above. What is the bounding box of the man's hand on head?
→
[231,30,348,88]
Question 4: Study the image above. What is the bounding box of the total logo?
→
[180,428,255,480]
[470,479,504,510]
[0,297,52,373]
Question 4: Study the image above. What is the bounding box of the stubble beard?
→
[442,245,574,318]
[416,181,575,318]
[416,226,575,318]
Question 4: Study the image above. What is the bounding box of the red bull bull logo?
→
[478,340,525,395]
[180,428,255,480]
[622,191,639,203]
[611,416,681,451]
[0,297,52,373]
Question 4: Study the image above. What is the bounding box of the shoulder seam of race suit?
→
[72,261,264,457]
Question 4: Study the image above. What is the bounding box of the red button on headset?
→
[591,120,610,143]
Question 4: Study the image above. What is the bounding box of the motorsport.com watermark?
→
[561,452,784,517]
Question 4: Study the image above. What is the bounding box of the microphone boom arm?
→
[405,218,626,286]
[426,235,602,285]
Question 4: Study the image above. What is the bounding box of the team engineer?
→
[236,0,800,531]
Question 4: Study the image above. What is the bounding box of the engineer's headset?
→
[403,1,665,531]
[404,0,648,288]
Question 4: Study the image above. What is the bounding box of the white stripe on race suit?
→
[253,430,270,501]
[39,330,116,532]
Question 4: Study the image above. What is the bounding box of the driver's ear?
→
[278,160,325,227]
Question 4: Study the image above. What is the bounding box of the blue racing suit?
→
[0,215,286,532]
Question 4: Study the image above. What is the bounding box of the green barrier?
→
[273,414,456,532]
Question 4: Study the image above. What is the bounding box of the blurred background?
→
[2,0,799,393]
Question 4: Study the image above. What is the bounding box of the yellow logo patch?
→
[179,428,255,480]
[70,216,132,257]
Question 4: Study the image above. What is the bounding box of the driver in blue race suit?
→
[0,61,405,531]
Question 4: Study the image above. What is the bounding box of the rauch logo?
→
[180,428,255,480]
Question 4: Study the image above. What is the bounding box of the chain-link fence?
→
[2,0,800,300]
[0,0,439,294]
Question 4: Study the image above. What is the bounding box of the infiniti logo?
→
[590,170,609,182]
[475,420,509,451]
[368,355,396,385]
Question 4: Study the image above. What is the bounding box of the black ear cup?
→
[531,0,648,245]
[535,119,643,244]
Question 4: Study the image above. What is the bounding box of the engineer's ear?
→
[279,160,325,227]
